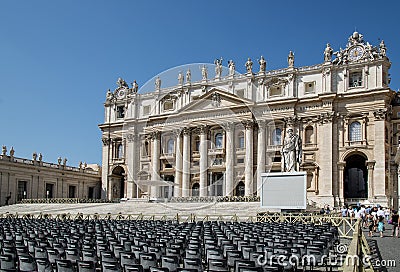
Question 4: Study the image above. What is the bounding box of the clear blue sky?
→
[1,0,399,167]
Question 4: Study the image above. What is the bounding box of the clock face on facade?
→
[349,46,364,61]
[117,89,126,98]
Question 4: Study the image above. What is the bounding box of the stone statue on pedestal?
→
[178,71,184,85]
[281,129,302,172]
[201,65,208,80]
[324,43,333,62]
[288,51,294,67]
[155,77,161,90]
[186,69,191,83]
[258,56,266,73]
[245,58,253,74]
[131,80,138,93]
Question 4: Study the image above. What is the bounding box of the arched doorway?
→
[344,154,368,199]
[111,166,125,199]
[192,183,200,196]
[234,181,245,197]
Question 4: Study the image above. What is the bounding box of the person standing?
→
[390,210,399,237]
[377,216,385,238]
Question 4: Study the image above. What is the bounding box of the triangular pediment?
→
[179,88,254,113]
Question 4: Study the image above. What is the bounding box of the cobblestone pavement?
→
[364,226,400,272]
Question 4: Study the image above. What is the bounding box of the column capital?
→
[373,109,387,120]
[221,122,235,132]
[198,125,208,135]
[337,161,346,170]
[256,120,267,129]
[242,120,254,129]
[173,129,182,138]
[182,127,191,136]
[126,133,139,143]
[366,160,376,170]
[149,131,160,141]
[102,137,111,146]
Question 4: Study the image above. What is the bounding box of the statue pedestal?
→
[260,172,307,211]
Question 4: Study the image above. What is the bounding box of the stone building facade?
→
[100,32,399,208]
[0,148,101,206]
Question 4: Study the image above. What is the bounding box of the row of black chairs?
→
[0,218,341,271]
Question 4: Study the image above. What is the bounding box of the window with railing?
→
[349,71,362,88]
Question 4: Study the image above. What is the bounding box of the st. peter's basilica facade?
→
[100,32,399,208]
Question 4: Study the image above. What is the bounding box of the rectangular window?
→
[269,86,282,96]
[304,81,315,93]
[236,89,245,98]
[143,105,151,116]
[237,158,244,164]
[116,106,125,118]
[349,71,362,88]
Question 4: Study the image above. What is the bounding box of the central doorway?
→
[344,154,368,199]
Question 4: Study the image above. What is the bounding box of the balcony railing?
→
[208,148,225,155]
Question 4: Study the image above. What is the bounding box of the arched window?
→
[305,126,314,144]
[144,141,150,157]
[238,132,245,149]
[166,139,174,154]
[215,133,223,148]
[117,144,123,158]
[272,128,282,146]
[349,121,362,142]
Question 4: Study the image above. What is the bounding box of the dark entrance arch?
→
[192,183,200,196]
[112,166,125,199]
[344,154,368,199]
[234,181,245,197]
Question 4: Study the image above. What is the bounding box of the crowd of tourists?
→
[340,204,399,238]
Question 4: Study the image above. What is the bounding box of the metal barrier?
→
[341,219,374,272]
[0,211,357,238]
[19,198,114,204]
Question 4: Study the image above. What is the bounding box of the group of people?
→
[340,205,400,238]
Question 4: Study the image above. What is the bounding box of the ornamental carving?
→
[331,31,387,66]
[373,109,387,120]
[126,134,139,143]
[182,127,191,136]
[211,93,221,107]
[318,111,335,124]
[149,131,160,141]
[221,122,235,132]
[242,120,254,129]
[102,138,111,146]
[284,115,300,127]
[198,125,208,135]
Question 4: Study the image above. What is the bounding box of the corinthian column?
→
[174,130,182,197]
[150,131,160,198]
[199,125,208,197]
[244,121,254,196]
[256,120,266,196]
[182,128,191,197]
[224,123,234,196]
